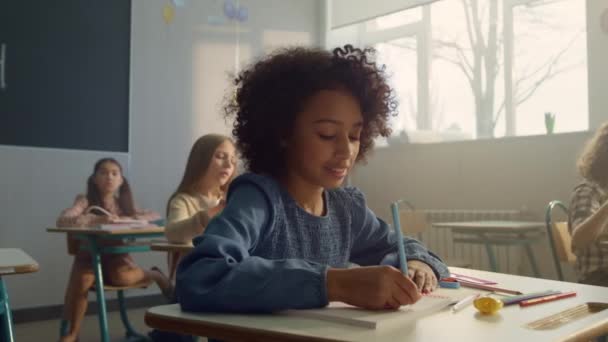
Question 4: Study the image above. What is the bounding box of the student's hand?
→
[208,200,226,218]
[97,214,119,224]
[407,260,438,293]
[326,266,421,310]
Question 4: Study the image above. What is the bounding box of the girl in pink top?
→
[56,158,171,342]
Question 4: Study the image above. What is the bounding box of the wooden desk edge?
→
[561,317,608,342]
[47,227,164,235]
[150,244,194,252]
[432,223,544,228]
[144,310,342,342]
[1,263,39,276]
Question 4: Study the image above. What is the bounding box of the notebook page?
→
[283,294,453,329]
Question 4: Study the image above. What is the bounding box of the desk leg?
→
[523,243,541,278]
[88,237,110,342]
[483,242,499,272]
[117,290,148,341]
[0,277,15,342]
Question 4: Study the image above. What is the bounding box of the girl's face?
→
[202,140,237,189]
[285,89,363,189]
[94,161,124,195]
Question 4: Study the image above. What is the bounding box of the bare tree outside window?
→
[370,0,587,142]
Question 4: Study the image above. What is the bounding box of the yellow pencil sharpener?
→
[473,296,503,315]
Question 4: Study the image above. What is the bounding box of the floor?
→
[12,307,207,341]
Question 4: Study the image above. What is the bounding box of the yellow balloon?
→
[474,296,503,315]
[163,4,175,24]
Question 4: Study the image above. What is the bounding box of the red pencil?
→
[458,280,523,295]
[519,291,577,307]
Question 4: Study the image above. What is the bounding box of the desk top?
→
[150,242,194,253]
[47,226,164,236]
[145,267,608,342]
[0,248,39,275]
[432,221,545,232]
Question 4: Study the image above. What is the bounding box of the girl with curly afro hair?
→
[567,122,608,286]
[176,45,449,314]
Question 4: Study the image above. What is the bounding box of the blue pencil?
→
[390,203,408,275]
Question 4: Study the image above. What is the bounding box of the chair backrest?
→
[398,210,430,235]
[391,199,430,240]
[551,222,577,263]
[67,234,79,255]
[545,200,571,281]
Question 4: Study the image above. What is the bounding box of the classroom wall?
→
[0,0,321,310]
[350,0,608,280]
[587,0,608,128]
[0,147,130,309]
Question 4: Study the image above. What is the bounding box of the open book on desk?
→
[98,220,152,231]
[84,206,151,230]
[283,294,453,329]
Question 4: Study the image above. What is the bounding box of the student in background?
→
[165,134,237,279]
[569,122,608,286]
[176,45,449,314]
[56,158,171,342]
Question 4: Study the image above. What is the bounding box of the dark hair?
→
[166,134,235,215]
[578,122,608,187]
[224,44,397,178]
[87,158,136,216]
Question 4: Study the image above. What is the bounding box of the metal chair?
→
[60,236,154,342]
[545,200,576,281]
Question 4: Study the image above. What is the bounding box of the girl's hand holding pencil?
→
[326,266,421,310]
[407,260,438,293]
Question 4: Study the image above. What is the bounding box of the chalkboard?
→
[0,0,131,152]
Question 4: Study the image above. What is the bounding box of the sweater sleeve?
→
[568,183,603,233]
[347,189,450,279]
[165,195,205,244]
[56,195,104,227]
[175,184,328,313]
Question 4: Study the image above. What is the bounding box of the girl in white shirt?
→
[165,134,237,278]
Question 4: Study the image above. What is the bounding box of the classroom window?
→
[353,0,588,144]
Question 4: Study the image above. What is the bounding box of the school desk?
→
[0,248,39,342]
[150,242,194,253]
[432,221,545,276]
[47,226,164,342]
[151,241,195,281]
[144,267,608,342]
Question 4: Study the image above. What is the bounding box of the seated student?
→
[569,122,608,286]
[175,45,449,314]
[165,134,237,279]
[56,158,172,342]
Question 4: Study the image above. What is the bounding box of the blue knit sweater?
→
[176,173,449,313]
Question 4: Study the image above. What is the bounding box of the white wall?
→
[351,0,608,280]
[587,0,608,128]
[1,0,321,310]
[352,132,590,219]
[0,147,130,309]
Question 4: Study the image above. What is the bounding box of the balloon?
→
[223,0,237,19]
[163,3,175,24]
[237,6,248,22]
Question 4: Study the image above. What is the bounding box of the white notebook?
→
[98,220,150,230]
[284,295,453,329]
[84,206,150,230]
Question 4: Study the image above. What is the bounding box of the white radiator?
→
[413,209,536,274]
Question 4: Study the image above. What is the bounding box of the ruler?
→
[525,302,608,330]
